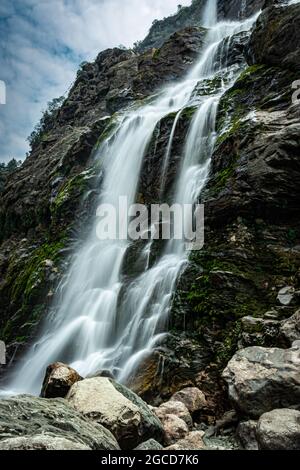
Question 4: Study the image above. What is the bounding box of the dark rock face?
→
[138,0,264,52]
[0,395,120,450]
[246,3,300,71]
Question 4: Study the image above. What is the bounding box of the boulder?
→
[170,387,207,415]
[41,362,82,398]
[222,343,300,418]
[0,435,91,450]
[277,286,297,306]
[280,310,300,346]
[236,420,258,450]
[158,414,189,446]
[0,395,119,450]
[165,431,205,450]
[154,400,193,429]
[256,409,300,450]
[135,439,164,450]
[66,377,163,449]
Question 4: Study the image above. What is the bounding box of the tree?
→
[27,96,65,150]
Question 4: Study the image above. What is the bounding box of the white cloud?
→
[0,0,192,162]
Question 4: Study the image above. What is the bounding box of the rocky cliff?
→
[0,0,299,448]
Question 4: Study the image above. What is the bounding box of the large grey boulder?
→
[0,435,91,450]
[256,409,300,450]
[222,343,300,418]
[41,362,82,398]
[0,395,119,450]
[66,377,163,449]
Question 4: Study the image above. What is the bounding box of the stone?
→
[280,310,300,346]
[170,387,207,414]
[159,414,189,446]
[0,395,119,450]
[0,435,91,450]
[66,377,163,449]
[41,362,82,398]
[256,409,300,450]
[236,420,259,450]
[165,431,205,450]
[134,439,164,450]
[277,286,296,306]
[155,400,193,429]
[222,343,300,418]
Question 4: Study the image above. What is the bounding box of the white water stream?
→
[2,1,259,395]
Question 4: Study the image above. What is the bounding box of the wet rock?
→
[0,395,119,450]
[165,431,205,450]
[135,439,164,450]
[66,377,163,449]
[222,343,300,418]
[246,2,300,71]
[159,414,189,446]
[256,409,300,450]
[154,400,193,429]
[280,310,300,345]
[170,387,207,415]
[236,420,259,450]
[0,435,91,450]
[41,362,82,398]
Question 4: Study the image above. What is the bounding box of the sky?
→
[0,0,192,163]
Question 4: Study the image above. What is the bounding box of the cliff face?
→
[137,0,264,51]
[0,0,299,418]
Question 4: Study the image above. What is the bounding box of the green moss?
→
[236,64,266,83]
[152,48,160,60]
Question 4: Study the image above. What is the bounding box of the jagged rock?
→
[0,435,91,450]
[165,431,205,450]
[154,401,193,429]
[135,439,164,450]
[280,310,300,345]
[66,377,163,449]
[236,420,259,450]
[41,362,82,398]
[222,343,300,418]
[170,387,207,415]
[0,395,119,450]
[256,409,300,450]
[246,2,300,71]
[159,414,189,446]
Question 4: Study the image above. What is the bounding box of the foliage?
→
[0,158,22,192]
[27,96,65,150]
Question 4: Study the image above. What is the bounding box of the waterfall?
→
[202,0,218,27]
[1,5,259,396]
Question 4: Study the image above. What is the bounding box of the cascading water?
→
[2,1,260,395]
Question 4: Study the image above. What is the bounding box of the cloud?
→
[0,0,192,163]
